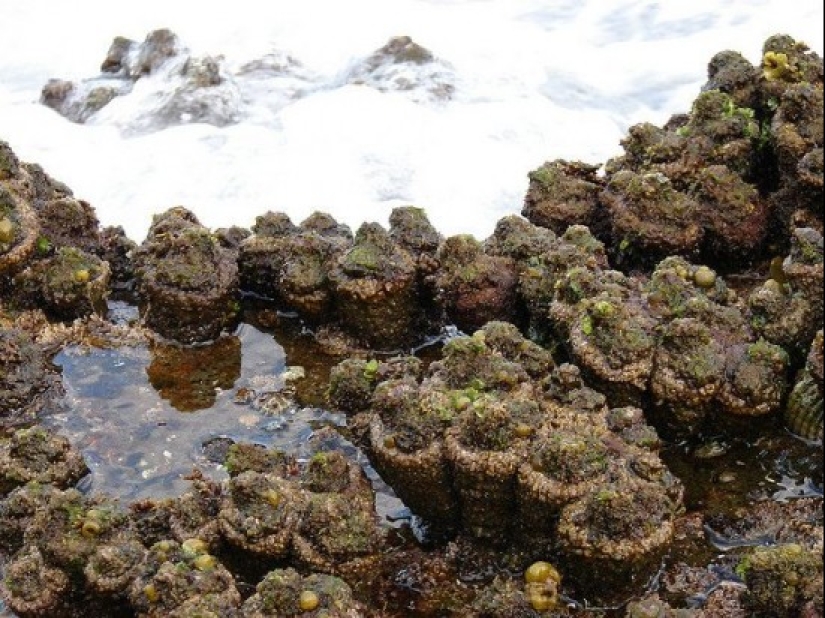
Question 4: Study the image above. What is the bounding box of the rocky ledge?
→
[1,33,823,617]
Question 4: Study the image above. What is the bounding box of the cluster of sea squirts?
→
[1,33,823,616]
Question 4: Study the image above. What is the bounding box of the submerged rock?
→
[346,35,456,102]
[41,28,243,133]
[41,76,130,123]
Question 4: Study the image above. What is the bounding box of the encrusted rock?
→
[134,207,239,343]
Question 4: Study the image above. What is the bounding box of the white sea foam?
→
[1,0,822,242]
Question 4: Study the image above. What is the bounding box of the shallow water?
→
[45,301,823,520]
[45,308,330,501]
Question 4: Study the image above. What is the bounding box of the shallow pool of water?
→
[46,317,336,501]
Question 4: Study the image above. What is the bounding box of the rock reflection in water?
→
[46,323,332,501]
[146,335,242,412]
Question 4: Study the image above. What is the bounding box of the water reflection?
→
[146,335,242,412]
[47,322,332,501]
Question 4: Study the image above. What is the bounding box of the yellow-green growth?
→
[0,217,14,244]
[762,51,796,81]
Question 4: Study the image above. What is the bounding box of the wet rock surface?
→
[133,207,240,344]
[40,28,241,133]
[1,32,824,617]
[345,35,456,103]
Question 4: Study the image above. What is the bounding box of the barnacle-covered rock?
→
[783,227,823,324]
[431,327,530,390]
[84,537,148,596]
[364,376,458,525]
[291,488,384,583]
[565,296,657,407]
[679,89,759,177]
[603,122,685,176]
[128,540,242,618]
[606,406,661,450]
[327,358,381,413]
[786,329,824,441]
[389,205,442,260]
[0,482,59,554]
[0,184,39,283]
[690,164,768,262]
[300,448,371,498]
[522,159,603,234]
[241,211,354,321]
[703,49,762,109]
[444,385,539,541]
[23,489,130,576]
[739,543,823,618]
[479,320,555,381]
[32,195,102,254]
[771,82,823,180]
[99,225,137,290]
[238,211,300,299]
[650,317,727,435]
[602,170,703,266]
[134,207,239,343]
[549,266,633,340]
[747,280,815,363]
[760,34,824,99]
[167,473,222,546]
[434,234,519,332]
[767,72,824,229]
[0,327,55,426]
[557,477,678,595]
[520,225,609,339]
[278,231,345,322]
[717,339,790,417]
[0,546,70,617]
[218,470,306,558]
[329,222,422,349]
[0,426,88,495]
[484,215,557,265]
[517,424,610,542]
[242,568,367,617]
[14,246,110,319]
